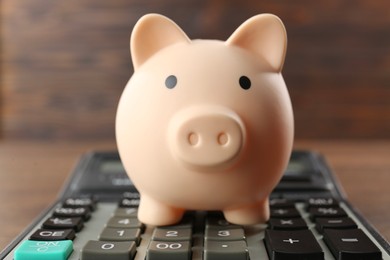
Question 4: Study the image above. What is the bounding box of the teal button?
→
[14,240,73,260]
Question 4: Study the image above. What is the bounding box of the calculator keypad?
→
[13,196,384,260]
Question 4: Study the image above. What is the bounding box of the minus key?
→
[323,229,382,260]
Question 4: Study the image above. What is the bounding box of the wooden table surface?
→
[0,140,389,251]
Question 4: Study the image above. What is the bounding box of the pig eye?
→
[239,76,251,90]
[165,75,177,89]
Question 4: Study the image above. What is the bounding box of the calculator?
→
[1,150,389,260]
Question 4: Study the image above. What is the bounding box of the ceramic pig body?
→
[116,14,294,226]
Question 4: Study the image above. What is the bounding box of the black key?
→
[63,197,96,211]
[265,229,324,260]
[119,198,140,208]
[30,229,76,241]
[269,198,296,208]
[309,207,347,220]
[122,192,140,199]
[270,208,301,218]
[42,217,84,232]
[308,198,339,208]
[323,229,382,260]
[114,208,138,218]
[268,218,307,230]
[53,207,91,221]
[315,217,357,233]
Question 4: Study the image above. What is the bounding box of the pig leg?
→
[137,194,185,226]
[223,198,270,225]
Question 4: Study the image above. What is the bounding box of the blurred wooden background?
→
[1,0,390,140]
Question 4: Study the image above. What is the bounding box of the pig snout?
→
[168,106,245,170]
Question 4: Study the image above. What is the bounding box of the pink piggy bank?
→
[116,13,294,226]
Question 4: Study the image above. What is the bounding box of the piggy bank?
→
[116,13,294,226]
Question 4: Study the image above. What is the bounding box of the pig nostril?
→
[217,132,229,146]
[188,132,200,146]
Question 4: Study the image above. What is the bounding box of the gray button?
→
[152,228,192,241]
[114,208,138,217]
[81,240,136,260]
[99,227,141,244]
[204,240,248,260]
[205,227,245,241]
[147,241,191,260]
[106,216,143,229]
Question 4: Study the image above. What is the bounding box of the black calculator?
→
[1,150,389,260]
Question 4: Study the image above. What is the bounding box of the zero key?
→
[323,229,382,260]
[81,240,136,260]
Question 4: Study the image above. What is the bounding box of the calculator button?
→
[146,241,191,260]
[30,229,76,241]
[206,218,241,230]
[323,229,382,260]
[264,229,324,260]
[99,227,141,244]
[63,197,96,211]
[268,218,308,230]
[106,216,144,229]
[269,198,296,208]
[308,198,339,208]
[309,207,347,220]
[119,198,140,208]
[81,240,136,260]
[315,217,357,233]
[205,227,245,241]
[204,240,248,260]
[42,217,84,232]
[270,208,301,218]
[53,207,91,221]
[14,240,73,260]
[122,192,140,199]
[114,208,138,217]
[157,215,194,229]
[152,227,192,241]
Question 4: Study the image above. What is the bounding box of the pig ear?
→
[226,14,287,72]
[130,14,191,69]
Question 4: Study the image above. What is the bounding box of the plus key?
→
[265,229,324,260]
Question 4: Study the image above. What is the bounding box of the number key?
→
[99,227,141,245]
[147,241,191,260]
[106,216,144,229]
[152,228,192,241]
[205,227,245,241]
[81,240,136,260]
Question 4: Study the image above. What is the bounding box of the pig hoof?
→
[223,200,270,225]
[138,197,185,226]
